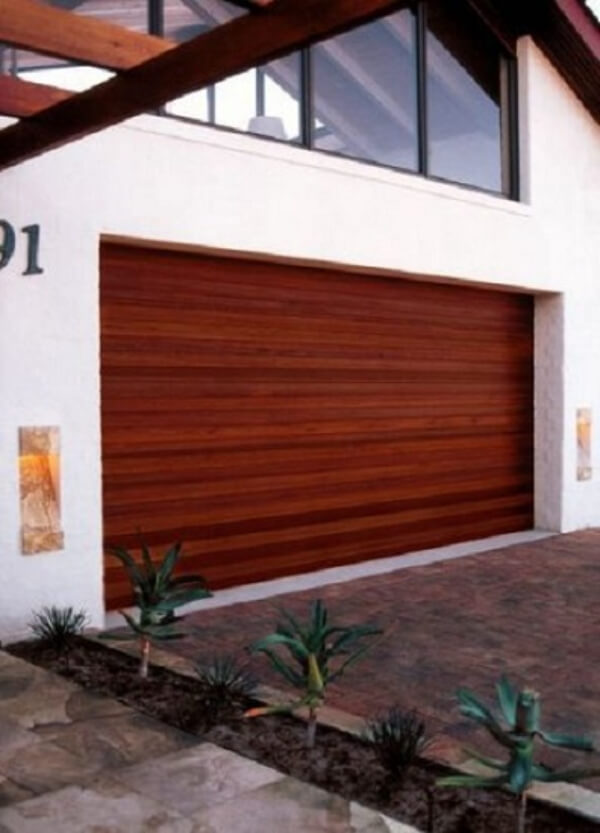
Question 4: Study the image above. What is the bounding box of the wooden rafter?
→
[0,0,399,172]
[0,0,174,70]
[0,75,70,117]
[227,0,274,9]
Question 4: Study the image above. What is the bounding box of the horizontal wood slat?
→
[100,244,533,608]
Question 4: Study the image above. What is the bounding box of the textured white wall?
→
[0,37,598,639]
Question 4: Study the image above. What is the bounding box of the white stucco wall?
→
[1,37,598,639]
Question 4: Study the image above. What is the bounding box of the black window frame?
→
[160,0,519,200]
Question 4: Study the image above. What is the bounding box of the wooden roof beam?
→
[227,0,274,9]
[0,0,400,172]
[0,0,174,70]
[0,75,70,117]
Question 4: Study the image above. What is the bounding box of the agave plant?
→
[245,599,381,747]
[104,541,212,677]
[108,541,211,621]
[438,676,600,833]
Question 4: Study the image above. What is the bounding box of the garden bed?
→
[7,636,598,833]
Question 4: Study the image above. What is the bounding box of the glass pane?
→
[164,0,243,121]
[312,9,418,171]
[216,54,301,142]
[41,0,149,32]
[163,0,243,43]
[426,0,503,192]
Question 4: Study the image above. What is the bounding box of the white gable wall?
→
[0,37,598,639]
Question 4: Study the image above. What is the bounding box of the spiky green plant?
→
[108,541,211,621]
[245,599,381,747]
[366,707,428,780]
[106,605,188,678]
[29,605,88,652]
[196,655,257,715]
[104,541,212,677]
[438,676,600,833]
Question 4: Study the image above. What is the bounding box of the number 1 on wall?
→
[0,220,44,275]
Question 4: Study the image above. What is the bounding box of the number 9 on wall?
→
[0,220,43,275]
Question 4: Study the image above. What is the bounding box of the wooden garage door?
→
[101,243,533,609]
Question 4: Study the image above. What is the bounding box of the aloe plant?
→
[438,676,600,833]
[245,599,381,747]
[107,606,188,678]
[108,541,211,621]
[105,541,212,677]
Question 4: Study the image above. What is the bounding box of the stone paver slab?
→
[0,775,35,808]
[0,738,106,795]
[0,653,78,730]
[0,779,193,833]
[35,710,196,769]
[118,742,285,816]
[189,775,420,833]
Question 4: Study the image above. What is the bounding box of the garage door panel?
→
[101,244,533,609]
[104,505,533,609]
[101,432,531,481]
[102,473,533,537]
[102,457,532,504]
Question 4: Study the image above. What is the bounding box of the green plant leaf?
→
[463,747,508,772]
[154,587,212,612]
[278,608,308,643]
[496,675,518,726]
[140,541,156,585]
[120,609,144,635]
[157,542,182,585]
[437,774,507,789]
[538,730,595,751]
[250,633,309,658]
[508,750,533,794]
[457,688,513,749]
[328,644,371,683]
[108,547,150,595]
[260,648,305,688]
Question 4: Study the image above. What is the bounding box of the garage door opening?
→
[100,243,533,609]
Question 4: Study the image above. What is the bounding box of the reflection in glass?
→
[426,0,503,192]
[312,9,418,171]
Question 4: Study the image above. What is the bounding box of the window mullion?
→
[416,1,428,177]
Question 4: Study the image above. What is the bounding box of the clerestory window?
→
[0,0,519,198]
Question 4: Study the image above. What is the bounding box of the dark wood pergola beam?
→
[227,0,274,9]
[0,75,71,117]
[0,0,175,70]
[0,0,399,172]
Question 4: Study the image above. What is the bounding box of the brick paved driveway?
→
[172,530,600,763]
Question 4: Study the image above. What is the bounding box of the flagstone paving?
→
[0,651,417,832]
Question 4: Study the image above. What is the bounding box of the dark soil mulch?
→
[8,637,598,833]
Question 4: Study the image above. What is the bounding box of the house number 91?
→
[0,220,44,275]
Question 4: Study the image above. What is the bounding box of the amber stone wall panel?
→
[100,244,534,609]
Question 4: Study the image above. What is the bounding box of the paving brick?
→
[168,530,600,781]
